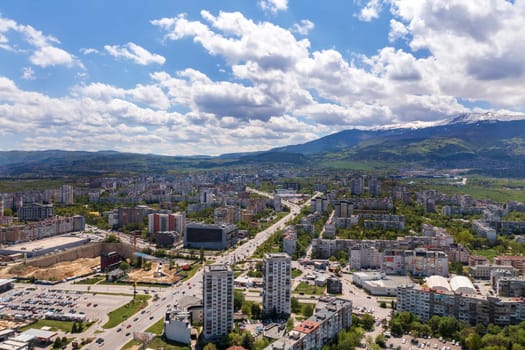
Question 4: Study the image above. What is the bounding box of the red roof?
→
[294,320,320,334]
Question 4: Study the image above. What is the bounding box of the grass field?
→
[405,176,525,203]
[472,249,499,262]
[294,282,325,295]
[146,319,165,335]
[102,295,150,329]
[292,268,303,278]
[20,319,93,333]
[73,276,105,285]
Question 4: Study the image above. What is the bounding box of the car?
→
[133,317,138,321]
[402,339,406,344]
[117,328,122,332]
[127,324,132,329]
[149,316,154,320]
[125,332,130,336]
[95,338,104,344]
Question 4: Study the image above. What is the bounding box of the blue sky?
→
[0,0,524,155]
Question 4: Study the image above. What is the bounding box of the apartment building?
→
[148,212,186,234]
[397,278,525,326]
[203,264,233,340]
[383,249,448,277]
[18,203,54,221]
[264,298,352,350]
[59,185,74,205]
[349,244,382,270]
[263,253,291,317]
[282,227,297,257]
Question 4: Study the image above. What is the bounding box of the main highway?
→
[72,189,318,349]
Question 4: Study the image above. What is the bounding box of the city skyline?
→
[1,0,524,156]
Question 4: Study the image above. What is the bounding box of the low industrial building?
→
[0,339,28,350]
[0,279,14,294]
[352,272,412,296]
[0,235,90,258]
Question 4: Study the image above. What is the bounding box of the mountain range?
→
[1,113,525,177]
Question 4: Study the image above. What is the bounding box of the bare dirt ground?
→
[126,262,181,284]
[0,257,100,280]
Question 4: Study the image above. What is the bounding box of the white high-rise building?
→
[263,253,291,317]
[203,264,233,340]
[59,185,74,205]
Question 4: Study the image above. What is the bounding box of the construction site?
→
[0,240,195,285]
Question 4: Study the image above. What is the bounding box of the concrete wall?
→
[26,242,135,268]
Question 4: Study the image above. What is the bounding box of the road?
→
[76,189,319,349]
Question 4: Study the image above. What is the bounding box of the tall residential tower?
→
[263,253,291,317]
[203,264,233,339]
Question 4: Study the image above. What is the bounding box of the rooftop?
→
[2,235,87,253]
[293,320,319,334]
[206,264,230,272]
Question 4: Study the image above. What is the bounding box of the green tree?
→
[291,297,301,313]
[242,332,255,350]
[302,303,314,317]
[52,337,62,349]
[119,261,130,271]
[286,318,295,331]
[251,303,261,320]
[465,332,481,350]
[376,334,386,348]
[234,289,245,311]
[361,313,375,331]
[203,343,218,350]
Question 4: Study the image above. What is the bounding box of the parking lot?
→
[386,334,463,350]
[0,285,132,324]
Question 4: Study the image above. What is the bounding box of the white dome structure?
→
[450,275,476,295]
[426,275,451,292]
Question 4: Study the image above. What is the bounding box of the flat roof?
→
[19,328,57,340]
[293,320,319,334]
[0,339,28,350]
[206,264,230,272]
[4,235,87,252]
[0,279,15,287]
[367,275,412,289]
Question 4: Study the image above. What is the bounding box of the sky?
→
[0,0,524,156]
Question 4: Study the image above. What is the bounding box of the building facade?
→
[203,264,233,340]
[184,223,238,250]
[263,253,291,317]
[397,284,525,326]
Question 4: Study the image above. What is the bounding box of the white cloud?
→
[388,19,408,42]
[3,4,525,156]
[80,48,99,55]
[258,0,288,14]
[21,67,35,80]
[291,20,315,35]
[358,0,383,21]
[389,0,525,108]
[0,14,81,68]
[30,46,75,67]
[104,42,165,65]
